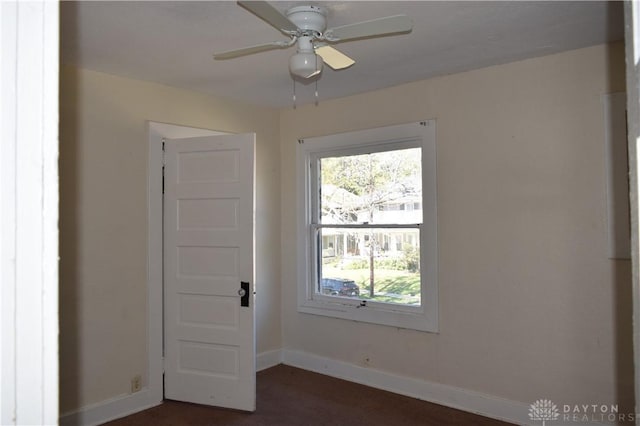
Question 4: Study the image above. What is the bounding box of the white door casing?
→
[624,2,640,418]
[163,134,256,411]
[1,2,59,424]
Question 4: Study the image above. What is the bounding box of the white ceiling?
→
[61,1,624,108]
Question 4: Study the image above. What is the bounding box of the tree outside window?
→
[318,147,422,305]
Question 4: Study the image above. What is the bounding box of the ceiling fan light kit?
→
[290,50,323,79]
[289,34,322,79]
[213,1,413,103]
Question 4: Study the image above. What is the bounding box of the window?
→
[296,121,438,332]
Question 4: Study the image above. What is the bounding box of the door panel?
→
[163,134,255,411]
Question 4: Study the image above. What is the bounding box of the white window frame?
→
[296,121,438,332]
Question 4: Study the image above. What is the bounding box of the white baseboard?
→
[59,388,161,426]
[59,349,608,426]
[280,349,608,426]
[257,348,283,371]
[59,350,282,426]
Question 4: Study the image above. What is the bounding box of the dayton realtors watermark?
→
[529,399,637,424]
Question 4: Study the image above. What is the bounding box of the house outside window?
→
[296,121,438,332]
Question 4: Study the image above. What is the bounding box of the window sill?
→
[297,299,439,332]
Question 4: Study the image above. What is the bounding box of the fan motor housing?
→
[286,5,327,35]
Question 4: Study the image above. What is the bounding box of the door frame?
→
[1,2,59,424]
[624,2,640,416]
[146,121,229,403]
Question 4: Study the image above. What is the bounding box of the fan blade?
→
[238,1,298,34]
[324,15,412,42]
[213,41,289,60]
[316,46,355,70]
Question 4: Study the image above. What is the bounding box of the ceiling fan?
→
[213,1,413,80]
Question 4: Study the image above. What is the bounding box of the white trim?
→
[1,1,59,424]
[602,92,630,259]
[296,121,438,332]
[146,122,229,405]
[280,349,607,426]
[58,350,282,426]
[59,389,160,426]
[59,347,610,426]
[623,2,640,420]
[256,349,283,372]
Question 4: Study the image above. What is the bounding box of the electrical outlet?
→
[131,375,142,393]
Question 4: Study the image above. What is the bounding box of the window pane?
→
[319,148,422,225]
[319,227,421,306]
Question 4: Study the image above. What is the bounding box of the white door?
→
[163,133,256,411]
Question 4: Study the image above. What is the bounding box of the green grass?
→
[322,266,421,305]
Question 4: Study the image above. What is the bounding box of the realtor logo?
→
[529,399,560,425]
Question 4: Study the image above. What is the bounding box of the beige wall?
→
[60,41,634,417]
[280,43,634,410]
[59,66,282,413]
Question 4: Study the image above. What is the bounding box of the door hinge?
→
[161,138,166,194]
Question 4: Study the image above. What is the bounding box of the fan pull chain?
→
[314,54,319,106]
[292,79,297,109]
[291,76,321,108]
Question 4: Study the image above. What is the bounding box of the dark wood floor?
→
[105,365,513,425]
